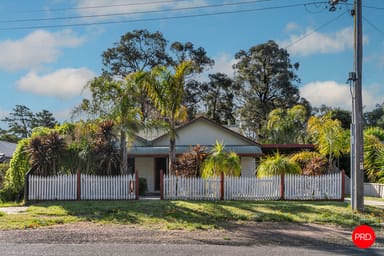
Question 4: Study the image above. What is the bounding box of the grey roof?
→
[0,141,17,158]
[127,145,262,156]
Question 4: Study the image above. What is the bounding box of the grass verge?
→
[0,200,383,230]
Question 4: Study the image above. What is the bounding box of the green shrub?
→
[0,162,9,190]
[2,138,30,201]
[138,177,148,195]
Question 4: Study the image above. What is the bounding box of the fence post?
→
[160,169,164,200]
[280,173,285,200]
[77,171,81,200]
[24,170,31,203]
[135,170,139,200]
[220,172,224,200]
[341,170,345,201]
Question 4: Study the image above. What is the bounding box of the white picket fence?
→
[163,175,220,200]
[28,174,136,200]
[162,172,344,201]
[284,172,342,200]
[81,174,136,200]
[345,176,384,198]
[363,183,384,198]
[224,176,281,200]
[29,174,77,200]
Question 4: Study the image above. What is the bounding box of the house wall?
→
[241,157,256,177]
[153,120,249,146]
[135,157,155,193]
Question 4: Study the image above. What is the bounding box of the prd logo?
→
[352,225,376,249]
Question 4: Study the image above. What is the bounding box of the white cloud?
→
[284,22,299,33]
[16,68,96,99]
[0,29,85,71]
[300,80,379,111]
[280,27,354,56]
[196,53,236,82]
[0,108,7,119]
[75,0,207,18]
[54,108,74,122]
[211,53,237,77]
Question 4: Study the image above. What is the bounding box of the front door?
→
[154,158,167,191]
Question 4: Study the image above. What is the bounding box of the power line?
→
[284,10,348,50]
[8,0,188,13]
[0,2,317,31]
[363,16,384,36]
[0,0,272,24]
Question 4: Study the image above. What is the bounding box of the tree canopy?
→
[1,105,58,142]
[201,73,240,125]
[233,40,308,141]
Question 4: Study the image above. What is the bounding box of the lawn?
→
[0,200,383,230]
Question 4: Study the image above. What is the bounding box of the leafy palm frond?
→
[201,141,241,178]
[141,61,193,174]
[257,152,301,178]
[307,115,349,171]
[365,126,384,141]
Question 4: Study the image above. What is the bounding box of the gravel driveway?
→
[0,221,383,249]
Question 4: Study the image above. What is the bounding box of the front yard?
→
[0,200,383,231]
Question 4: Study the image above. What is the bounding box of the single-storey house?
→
[0,140,17,163]
[127,116,263,192]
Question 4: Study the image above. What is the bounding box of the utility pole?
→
[330,0,364,212]
[352,0,364,212]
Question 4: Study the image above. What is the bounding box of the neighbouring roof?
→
[261,144,315,154]
[0,141,17,158]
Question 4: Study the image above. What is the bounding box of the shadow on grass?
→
[28,199,381,229]
[22,200,384,255]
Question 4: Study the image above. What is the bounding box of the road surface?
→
[1,243,383,256]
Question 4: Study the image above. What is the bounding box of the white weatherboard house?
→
[127,116,262,192]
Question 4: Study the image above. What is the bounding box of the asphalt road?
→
[1,243,383,256]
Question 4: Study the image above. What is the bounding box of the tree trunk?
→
[169,118,177,175]
[120,130,128,174]
[169,136,176,175]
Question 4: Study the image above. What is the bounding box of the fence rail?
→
[345,176,384,198]
[29,174,77,200]
[28,174,137,201]
[163,175,220,200]
[162,172,344,201]
[224,176,281,200]
[284,172,342,200]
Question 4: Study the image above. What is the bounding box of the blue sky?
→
[0,0,383,127]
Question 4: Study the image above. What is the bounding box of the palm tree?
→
[266,105,307,143]
[307,114,349,171]
[256,152,301,177]
[27,131,65,176]
[364,127,384,182]
[201,141,241,178]
[375,147,384,183]
[81,75,143,174]
[114,74,144,174]
[93,120,120,175]
[143,61,193,174]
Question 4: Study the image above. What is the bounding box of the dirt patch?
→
[0,207,28,214]
[0,221,383,248]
